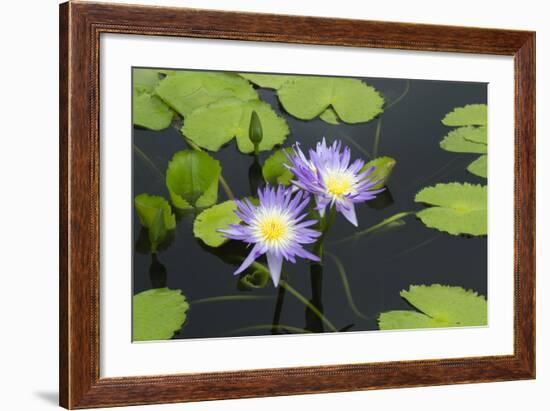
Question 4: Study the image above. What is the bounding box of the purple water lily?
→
[286,138,384,226]
[219,185,321,286]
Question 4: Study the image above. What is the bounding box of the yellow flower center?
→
[325,174,353,197]
[259,217,288,242]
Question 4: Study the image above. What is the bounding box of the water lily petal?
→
[266,252,284,286]
[234,244,263,275]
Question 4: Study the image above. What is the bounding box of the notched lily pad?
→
[155,71,258,118]
[319,107,341,125]
[133,68,163,92]
[462,126,487,145]
[277,76,384,124]
[379,310,448,330]
[378,284,487,330]
[134,194,176,252]
[133,88,174,131]
[193,201,240,247]
[415,182,487,236]
[165,150,221,210]
[362,156,396,189]
[132,68,174,130]
[442,104,487,126]
[467,155,487,178]
[262,148,294,185]
[133,288,189,341]
[182,98,289,153]
[440,127,487,153]
[239,73,295,89]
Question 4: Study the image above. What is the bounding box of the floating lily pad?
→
[462,126,487,145]
[415,183,487,236]
[467,155,488,178]
[133,88,174,131]
[440,127,487,153]
[379,284,487,330]
[362,156,396,189]
[277,76,384,124]
[262,148,294,185]
[239,73,295,89]
[403,284,488,325]
[442,104,488,126]
[155,71,257,118]
[182,98,289,153]
[134,194,176,252]
[133,68,163,92]
[133,288,189,341]
[165,150,221,210]
[378,310,448,330]
[319,107,341,125]
[193,201,240,247]
[132,68,174,130]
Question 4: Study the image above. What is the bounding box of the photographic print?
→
[132,68,488,342]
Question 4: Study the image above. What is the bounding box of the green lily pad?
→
[262,148,294,185]
[462,126,487,145]
[133,288,189,341]
[277,76,384,124]
[440,104,488,175]
[402,284,487,325]
[155,71,257,118]
[378,310,449,330]
[362,156,396,189]
[182,98,289,153]
[378,284,487,330]
[165,150,221,210]
[319,107,340,125]
[239,73,295,89]
[134,194,176,252]
[440,127,487,153]
[132,68,174,130]
[415,183,487,236]
[467,155,487,178]
[193,201,240,247]
[133,68,163,92]
[133,88,174,131]
[442,104,488,126]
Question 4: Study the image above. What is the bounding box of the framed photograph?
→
[59,2,535,409]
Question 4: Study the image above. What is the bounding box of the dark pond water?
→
[133,71,487,340]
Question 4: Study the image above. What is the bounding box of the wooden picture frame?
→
[59,1,535,408]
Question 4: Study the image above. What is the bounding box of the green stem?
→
[394,234,440,258]
[372,118,382,158]
[340,134,372,159]
[225,324,311,336]
[330,211,415,245]
[182,136,236,201]
[279,280,338,332]
[385,79,411,110]
[219,176,236,201]
[314,206,337,259]
[326,252,367,320]
[133,143,164,183]
[404,157,460,194]
[245,262,337,332]
[190,295,272,305]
